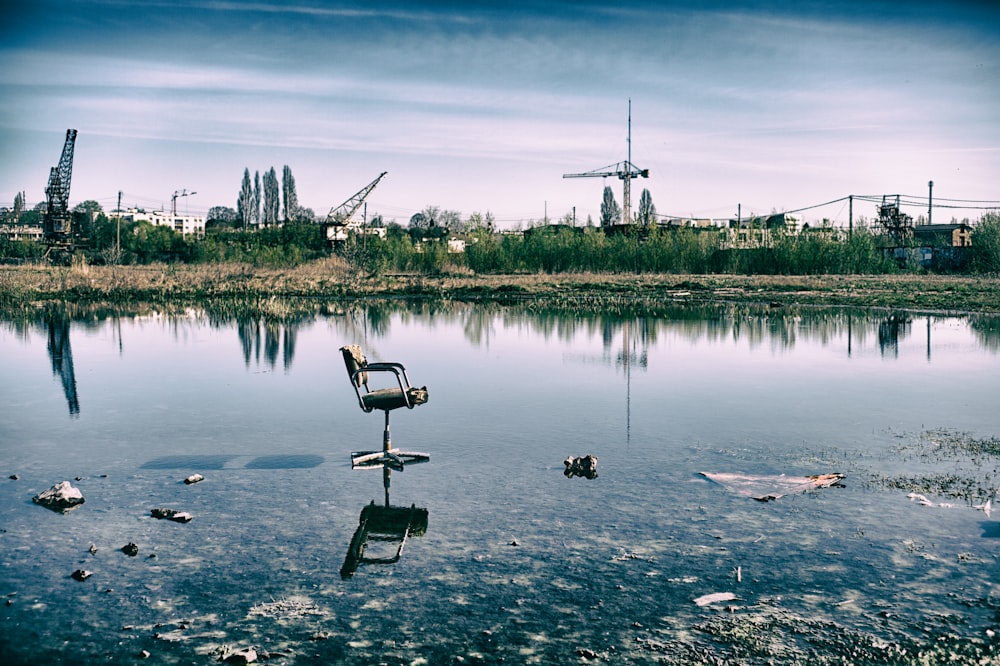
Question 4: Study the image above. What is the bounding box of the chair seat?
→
[361,386,429,412]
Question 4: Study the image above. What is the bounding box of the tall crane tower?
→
[324,171,388,243]
[563,101,648,226]
[44,129,78,243]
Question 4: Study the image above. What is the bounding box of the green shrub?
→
[970,213,1000,274]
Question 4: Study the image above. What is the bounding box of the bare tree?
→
[12,191,25,222]
[262,167,279,226]
[638,188,656,226]
[252,171,261,227]
[237,168,253,229]
[601,186,621,227]
[282,165,299,222]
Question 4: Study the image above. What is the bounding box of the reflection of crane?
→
[324,171,388,243]
[562,318,649,444]
[563,100,648,226]
[46,311,80,417]
[171,189,197,215]
[44,129,78,243]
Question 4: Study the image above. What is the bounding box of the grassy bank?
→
[2,261,999,313]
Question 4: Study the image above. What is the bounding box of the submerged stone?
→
[219,646,258,664]
[33,481,85,512]
[564,455,599,479]
[150,508,192,523]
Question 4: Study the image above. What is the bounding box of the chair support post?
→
[383,410,391,451]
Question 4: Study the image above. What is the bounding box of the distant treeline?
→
[2,210,999,276]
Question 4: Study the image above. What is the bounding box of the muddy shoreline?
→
[2,262,999,314]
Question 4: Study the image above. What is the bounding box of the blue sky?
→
[1,0,998,228]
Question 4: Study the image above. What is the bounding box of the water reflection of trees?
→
[334,300,1000,359]
[3,300,998,396]
[877,313,911,358]
[236,318,300,371]
[969,315,1000,352]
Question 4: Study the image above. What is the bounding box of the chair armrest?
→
[361,362,413,389]
[350,364,416,409]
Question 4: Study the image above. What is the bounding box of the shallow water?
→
[1,301,998,665]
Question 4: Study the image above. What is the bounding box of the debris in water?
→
[71,569,93,581]
[219,645,258,664]
[150,508,193,523]
[32,481,85,512]
[121,542,139,557]
[699,472,844,501]
[564,454,598,479]
[694,592,738,607]
[184,473,204,485]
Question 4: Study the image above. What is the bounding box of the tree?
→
[600,186,621,227]
[237,169,254,229]
[208,206,238,225]
[282,165,299,222]
[73,200,103,216]
[466,211,496,233]
[409,212,429,229]
[638,188,656,227]
[971,213,1000,274]
[410,205,442,230]
[262,167,279,227]
[253,170,261,227]
[72,200,104,238]
[12,191,24,222]
[438,209,464,232]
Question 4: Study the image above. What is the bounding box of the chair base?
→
[351,449,430,470]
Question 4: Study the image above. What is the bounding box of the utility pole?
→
[849,195,853,240]
[116,190,122,258]
[927,180,933,226]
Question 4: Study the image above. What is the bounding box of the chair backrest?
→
[341,345,368,388]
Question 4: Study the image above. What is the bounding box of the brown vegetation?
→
[1,262,999,313]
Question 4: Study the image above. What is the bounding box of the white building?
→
[114,208,205,237]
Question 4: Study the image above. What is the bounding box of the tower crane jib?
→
[562,101,649,226]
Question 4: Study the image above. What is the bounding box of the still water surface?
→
[1,301,998,664]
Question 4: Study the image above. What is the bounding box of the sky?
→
[1,0,999,229]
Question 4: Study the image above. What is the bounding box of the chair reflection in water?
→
[339,344,430,578]
[340,466,429,579]
[340,345,430,470]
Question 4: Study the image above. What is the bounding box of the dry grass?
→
[2,262,999,313]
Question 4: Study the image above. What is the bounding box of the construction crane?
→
[171,189,197,215]
[324,171,388,244]
[563,101,648,226]
[44,129,78,244]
